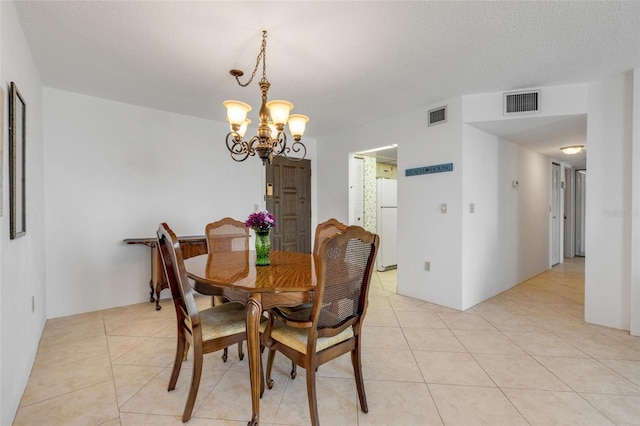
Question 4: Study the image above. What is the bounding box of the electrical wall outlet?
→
[425,261,431,272]
[440,203,448,214]
[470,203,475,213]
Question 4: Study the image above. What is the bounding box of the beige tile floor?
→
[13,257,640,425]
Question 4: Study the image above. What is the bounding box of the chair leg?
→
[183,342,190,361]
[260,350,265,398]
[265,348,276,389]
[213,296,234,363]
[238,341,244,360]
[306,362,320,426]
[290,360,297,380]
[351,345,368,413]
[182,346,203,423]
[168,334,186,391]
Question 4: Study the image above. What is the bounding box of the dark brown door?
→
[265,156,311,253]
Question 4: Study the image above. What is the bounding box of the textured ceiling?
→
[14,1,640,166]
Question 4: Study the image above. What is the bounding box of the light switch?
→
[441,203,448,214]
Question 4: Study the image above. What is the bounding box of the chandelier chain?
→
[234,30,268,87]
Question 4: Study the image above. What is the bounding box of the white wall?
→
[399,98,464,309]
[461,125,550,309]
[317,95,555,311]
[460,84,589,309]
[632,67,640,336]
[463,83,589,122]
[1,2,46,424]
[1,2,4,418]
[317,83,591,312]
[317,99,466,309]
[585,71,634,330]
[43,88,317,318]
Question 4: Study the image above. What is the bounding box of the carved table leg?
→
[149,243,157,304]
[155,284,163,311]
[149,279,155,303]
[152,242,164,310]
[246,295,262,426]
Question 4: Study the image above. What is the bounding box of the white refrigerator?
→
[376,178,397,271]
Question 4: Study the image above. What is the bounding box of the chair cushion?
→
[277,303,313,315]
[199,302,247,340]
[271,322,354,354]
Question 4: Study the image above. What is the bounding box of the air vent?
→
[428,106,447,126]
[504,90,540,115]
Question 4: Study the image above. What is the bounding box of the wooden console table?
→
[124,235,207,310]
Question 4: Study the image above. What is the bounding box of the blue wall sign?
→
[405,163,453,177]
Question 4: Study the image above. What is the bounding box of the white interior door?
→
[563,167,575,258]
[575,169,587,256]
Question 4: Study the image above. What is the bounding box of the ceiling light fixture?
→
[560,145,584,155]
[223,31,309,165]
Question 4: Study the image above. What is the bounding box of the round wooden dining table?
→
[184,250,316,425]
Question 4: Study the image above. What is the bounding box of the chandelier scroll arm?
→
[226,132,256,162]
[281,140,307,162]
[270,130,288,157]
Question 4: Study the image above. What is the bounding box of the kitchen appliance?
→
[376,178,397,271]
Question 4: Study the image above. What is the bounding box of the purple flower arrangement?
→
[245,210,276,232]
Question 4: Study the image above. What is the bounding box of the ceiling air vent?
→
[428,105,447,126]
[504,90,540,115]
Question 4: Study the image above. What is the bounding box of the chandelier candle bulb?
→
[266,100,293,128]
[267,122,278,139]
[237,119,251,138]
[288,114,309,141]
[223,100,251,129]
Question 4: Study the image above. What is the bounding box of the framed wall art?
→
[9,82,26,239]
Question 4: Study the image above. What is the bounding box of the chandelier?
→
[223,31,309,165]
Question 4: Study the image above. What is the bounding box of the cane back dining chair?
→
[205,217,250,253]
[314,218,348,255]
[263,225,379,426]
[204,217,250,362]
[157,222,248,423]
[279,217,349,379]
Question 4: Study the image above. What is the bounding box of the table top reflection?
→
[184,250,317,293]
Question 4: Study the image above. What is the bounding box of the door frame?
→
[563,166,576,258]
[575,168,587,257]
[550,162,562,266]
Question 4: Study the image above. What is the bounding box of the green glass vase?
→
[255,230,271,266]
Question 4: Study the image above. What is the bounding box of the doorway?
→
[350,145,398,292]
[551,163,562,265]
[563,167,575,258]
